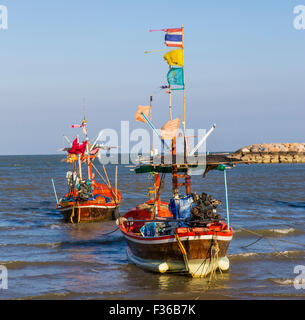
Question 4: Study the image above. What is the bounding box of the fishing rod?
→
[51,179,59,205]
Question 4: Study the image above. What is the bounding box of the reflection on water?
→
[64,246,100,293]
[65,222,117,241]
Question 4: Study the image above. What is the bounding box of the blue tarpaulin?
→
[140,222,156,237]
[168,195,194,226]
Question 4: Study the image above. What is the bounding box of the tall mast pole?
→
[182,24,188,165]
[172,136,178,196]
[168,67,172,120]
[182,24,186,135]
[150,94,153,161]
[83,99,92,181]
[76,134,83,180]
[182,25,191,195]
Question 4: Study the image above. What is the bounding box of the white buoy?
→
[218,256,230,271]
[158,262,169,273]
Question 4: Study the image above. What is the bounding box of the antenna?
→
[63,134,72,145]
[82,97,86,122]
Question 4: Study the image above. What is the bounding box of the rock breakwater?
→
[230,143,305,163]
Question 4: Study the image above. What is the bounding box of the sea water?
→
[0,155,304,300]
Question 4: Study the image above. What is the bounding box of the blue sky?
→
[0,0,304,154]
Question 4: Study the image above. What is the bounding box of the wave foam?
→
[270,278,295,286]
[270,228,295,234]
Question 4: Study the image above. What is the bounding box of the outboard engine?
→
[77,180,91,201]
[191,192,222,221]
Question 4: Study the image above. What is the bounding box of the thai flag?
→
[71,119,86,128]
[164,28,183,48]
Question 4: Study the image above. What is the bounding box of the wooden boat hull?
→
[58,204,118,223]
[126,247,230,277]
[120,201,233,277]
[122,228,232,277]
[57,182,122,223]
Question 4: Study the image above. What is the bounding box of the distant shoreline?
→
[0,151,234,157]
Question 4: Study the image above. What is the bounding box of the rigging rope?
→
[174,233,190,273]
[91,162,121,219]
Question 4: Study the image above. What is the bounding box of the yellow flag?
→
[163,49,183,67]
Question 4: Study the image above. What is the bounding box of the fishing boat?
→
[54,117,122,223]
[118,26,237,277]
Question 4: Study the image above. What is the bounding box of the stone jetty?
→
[230,143,305,163]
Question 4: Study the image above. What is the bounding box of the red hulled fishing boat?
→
[119,172,233,277]
[118,26,234,277]
[55,117,122,223]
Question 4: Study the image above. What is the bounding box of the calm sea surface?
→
[0,155,304,300]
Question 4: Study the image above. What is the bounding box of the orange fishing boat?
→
[118,26,235,277]
[55,117,122,223]
[119,163,233,277]
[58,180,121,223]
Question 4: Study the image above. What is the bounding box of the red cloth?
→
[68,139,87,154]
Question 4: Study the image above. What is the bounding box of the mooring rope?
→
[240,236,264,248]
[99,226,120,237]
[194,235,222,300]
[78,204,81,224]
[207,237,222,284]
[193,223,305,300]
[174,233,190,273]
[231,223,305,260]
[70,201,76,223]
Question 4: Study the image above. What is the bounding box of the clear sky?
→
[0,0,304,155]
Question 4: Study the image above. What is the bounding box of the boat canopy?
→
[134,154,243,176]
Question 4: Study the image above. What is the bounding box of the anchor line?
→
[99,227,120,237]
[231,224,305,260]
[174,233,189,273]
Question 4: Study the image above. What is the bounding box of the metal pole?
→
[182,24,185,134]
[140,112,171,150]
[172,137,178,196]
[169,67,172,120]
[150,94,153,160]
[78,154,82,180]
[189,124,216,156]
[51,179,59,205]
[224,169,230,230]
[115,165,118,202]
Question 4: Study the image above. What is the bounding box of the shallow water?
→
[0,155,304,300]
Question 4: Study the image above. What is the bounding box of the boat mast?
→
[82,100,93,181]
[182,24,186,135]
[182,24,191,195]
[76,134,83,180]
[171,24,191,196]
[168,66,172,120]
[150,94,153,161]
[172,136,178,196]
